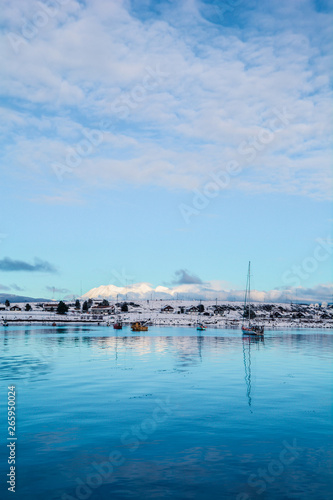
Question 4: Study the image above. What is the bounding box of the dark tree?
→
[102,299,109,307]
[82,301,89,312]
[75,299,81,310]
[57,301,69,315]
[121,303,128,312]
[198,304,205,313]
[25,304,32,311]
[5,300,10,307]
[87,299,93,308]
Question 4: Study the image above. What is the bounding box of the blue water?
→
[0,325,332,500]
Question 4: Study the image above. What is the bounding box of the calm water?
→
[0,325,332,500]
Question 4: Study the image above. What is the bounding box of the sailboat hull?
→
[242,326,264,335]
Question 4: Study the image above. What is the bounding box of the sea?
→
[0,325,332,499]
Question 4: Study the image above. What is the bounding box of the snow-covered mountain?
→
[82,282,202,300]
[81,282,332,303]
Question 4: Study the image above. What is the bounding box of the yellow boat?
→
[131,321,148,332]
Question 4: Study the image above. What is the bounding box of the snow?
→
[80,282,333,304]
[1,300,332,329]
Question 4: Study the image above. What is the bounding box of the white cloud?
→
[0,0,332,199]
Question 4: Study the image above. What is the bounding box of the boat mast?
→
[243,262,249,326]
[248,261,251,326]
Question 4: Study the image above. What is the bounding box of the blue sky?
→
[0,0,332,302]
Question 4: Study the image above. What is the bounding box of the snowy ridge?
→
[81,282,333,304]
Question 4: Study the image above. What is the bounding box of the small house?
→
[43,303,57,311]
[161,305,174,313]
[186,306,199,313]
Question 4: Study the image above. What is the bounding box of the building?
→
[43,303,57,311]
[90,305,115,315]
[161,305,174,313]
[186,306,199,313]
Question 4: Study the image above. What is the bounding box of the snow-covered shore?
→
[1,299,332,329]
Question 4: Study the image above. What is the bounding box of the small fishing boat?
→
[241,261,264,336]
[2,321,9,327]
[131,321,148,332]
[52,322,56,327]
[196,324,206,331]
[113,322,122,330]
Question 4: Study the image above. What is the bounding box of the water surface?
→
[0,325,332,499]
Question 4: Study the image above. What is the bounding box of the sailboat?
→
[113,316,123,330]
[241,261,264,336]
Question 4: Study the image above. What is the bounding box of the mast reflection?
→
[242,335,264,412]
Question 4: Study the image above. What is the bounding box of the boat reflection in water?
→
[242,334,264,412]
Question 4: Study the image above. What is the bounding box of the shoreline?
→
[2,318,332,329]
[2,299,332,329]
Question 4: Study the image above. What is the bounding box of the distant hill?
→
[0,293,50,303]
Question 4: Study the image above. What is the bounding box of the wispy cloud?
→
[0,284,11,291]
[0,283,24,291]
[0,258,57,273]
[10,284,24,291]
[30,192,84,206]
[172,269,203,285]
[45,286,70,294]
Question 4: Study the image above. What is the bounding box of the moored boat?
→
[131,321,148,332]
[242,325,264,335]
[113,322,122,330]
[196,324,206,331]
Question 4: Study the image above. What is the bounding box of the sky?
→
[0,0,332,302]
